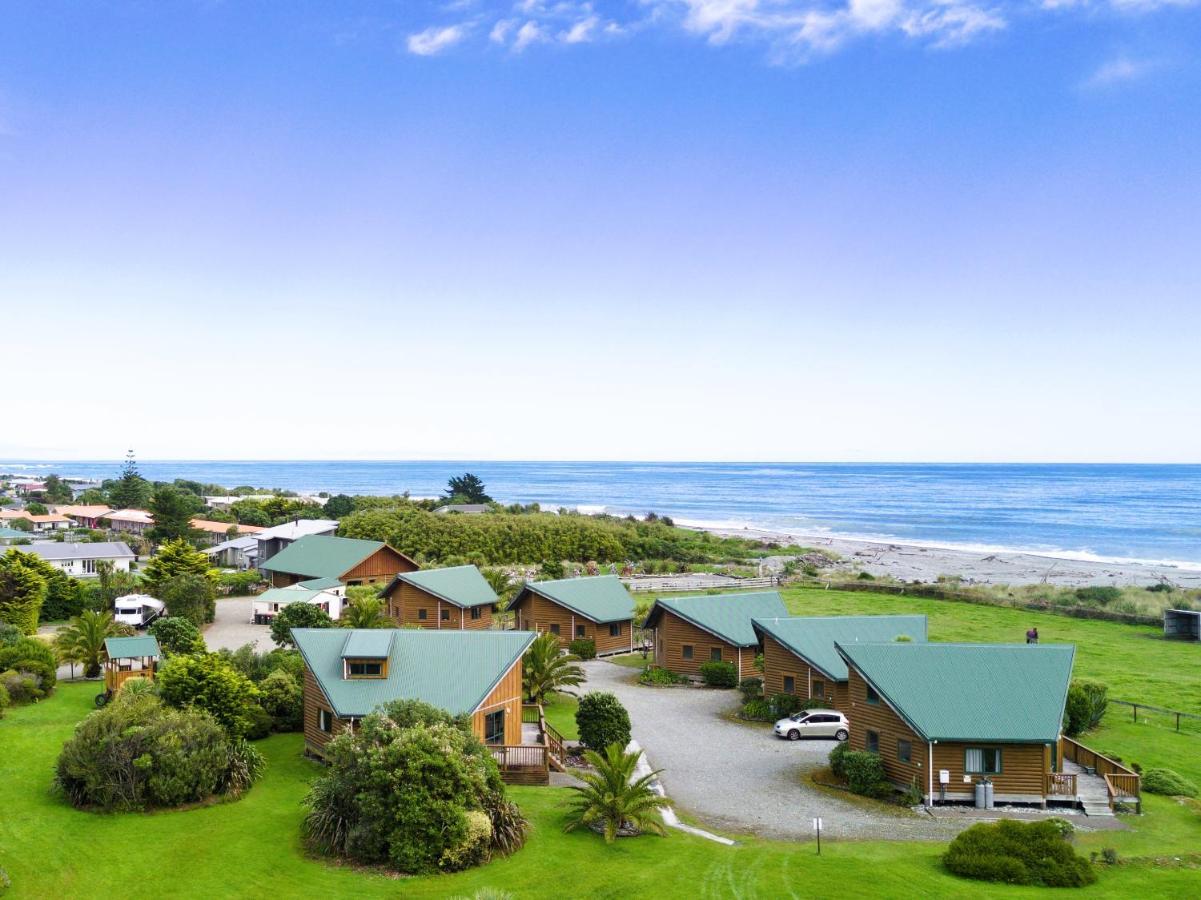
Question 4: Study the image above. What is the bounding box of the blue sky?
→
[1,1,1199,462]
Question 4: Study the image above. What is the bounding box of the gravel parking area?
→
[581,660,962,841]
[204,596,272,652]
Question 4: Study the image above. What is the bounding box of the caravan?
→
[113,594,166,628]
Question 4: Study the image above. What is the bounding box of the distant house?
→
[643,591,788,679]
[507,575,636,655]
[15,541,135,576]
[103,509,154,535]
[433,504,491,515]
[292,628,536,759]
[253,584,344,624]
[0,509,30,525]
[260,534,419,588]
[0,527,30,545]
[752,615,928,708]
[380,565,498,630]
[203,535,260,570]
[14,481,46,497]
[255,519,339,571]
[836,642,1076,808]
[24,514,72,533]
[189,518,265,546]
[52,505,113,529]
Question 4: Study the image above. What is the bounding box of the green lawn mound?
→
[1141,768,1199,798]
[943,820,1096,888]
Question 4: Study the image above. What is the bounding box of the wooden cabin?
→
[292,628,535,760]
[260,534,418,588]
[643,591,787,679]
[506,575,635,655]
[836,642,1077,808]
[98,635,161,705]
[380,565,498,630]
[752,615,928,708]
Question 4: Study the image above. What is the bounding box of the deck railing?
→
[521,703,541,725]
[490,744,549,775]
[1045,772,1077,797]
[1062,737,1141,812]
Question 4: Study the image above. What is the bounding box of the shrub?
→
[638,666,686,686]
[259,670,304,732]
[768,693,805,718]
[698,660,738,688]
[1064,679,1108,737]
[943,820,1096,887]
[243,704,274,740]
[302,704,521,875]
[1074,586,1122,606]
[55,693,262,811]
[857,571,875,581]
[270,602,333,648]
[214,570,264,596]
[0,549,48,634]
[829,742,851,778]
[149,616,206,655]
[569,638,597,660]
[0,636,57,695]
[0,681,9,718]
[739,699,774,721]
[738,677,763,702]
[156,652,261,737]
[1,669,45,704]
[576,691,631,753]
[158,573,217,627]
[218,644,304,683]
[842,750,891,798]
[1142,768,1198,798]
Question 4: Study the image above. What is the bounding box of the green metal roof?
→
[257,586,331,606]
[644,591,788,647]
[292,628,536,718]
[0,528,28,539]
[383,565,497,609]
[753,615,928,682]
[104,635,161,659]
[296,576,344,591]
[507,575,634,624]
[341,630,394,659]
[259,535,386,578]
[836,642,1076,743]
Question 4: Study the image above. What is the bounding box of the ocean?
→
[4,460,1200,566]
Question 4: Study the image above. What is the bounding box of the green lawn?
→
[541,691,579,740]
[2,683,1200,898]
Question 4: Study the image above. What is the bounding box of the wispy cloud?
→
[406,23,469,55]
[1081,54,1154,88]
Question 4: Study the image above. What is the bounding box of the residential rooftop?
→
[753,615,928,681]
[382,565,498,609]
[644,591,788,647]
[508,575,634,624]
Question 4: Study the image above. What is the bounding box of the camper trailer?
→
[113,594,166,628]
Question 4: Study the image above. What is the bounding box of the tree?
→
[341,595,387,629]
[0,549,48,634]
[77,487,108,505]
[149,616,206,655]
[575,692,631,753]
[564,744,668,843]
[108,451,152,510]
[444,473,492,504]
[481,568,512,602]
[141,538,214,595]
[323,494,355,518]
[9,517,33,533]
[271,602,334,648]
[538,559,566,580]
[259,669,303,731]
[148,485,201,543]
[521,632,584,704]
[156,652,262,737]
[157,573,216,626]
[42,474,74,504]
[54,610,125,677]
[24,501,48,516]
[1064,680,1108,737]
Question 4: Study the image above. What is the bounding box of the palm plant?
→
[341,596,387,629]
[522,632,584,704]
[564,744,669,843]
[55,610,124,678]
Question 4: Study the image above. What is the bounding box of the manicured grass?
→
[606,652,653,669]
[2,683,1199,898]
[541,691,579,740]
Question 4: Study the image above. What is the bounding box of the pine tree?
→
[109,451,151,510]
[148,485,201,543]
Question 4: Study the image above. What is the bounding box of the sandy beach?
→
[703,526,1201,589]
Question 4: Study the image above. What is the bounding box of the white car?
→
[773,709,850,742]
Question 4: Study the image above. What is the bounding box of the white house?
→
[16,541,136,576]
[104,509,155,534]
[252,581,345,624]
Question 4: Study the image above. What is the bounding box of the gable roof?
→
[382,565,497,609]
[255,586,336,606]
[296,576,343,591]
[508,575,634,624]
[644,591,788,647]
[104,509,154,524]
[837,642,1076,744]
[292,628,536,718]
[259,534,407,578]
[52,505,113,519]
[341,630,394,659]
[752,615,928,682]
[15,541,134,562]
[104,635,161,659]
[256,519,339,541]
[190,518,265,536]
[203,535,259,554]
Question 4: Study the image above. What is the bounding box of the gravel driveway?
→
[581,659,961,841]
[204,596,272,652]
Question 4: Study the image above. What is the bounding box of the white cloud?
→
[901,4,1005,47]
[513,19,548,50]
[1082,55,1152,87]
[562,15,600,42]
[490,18,516,41]
[407,24,468,55]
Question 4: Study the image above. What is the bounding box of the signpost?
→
[813,817,823,855]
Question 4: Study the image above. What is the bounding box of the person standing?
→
[1026,627,1039,644]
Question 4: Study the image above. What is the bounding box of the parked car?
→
[773,709,849,742]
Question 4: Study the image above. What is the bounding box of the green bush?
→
[1,670,44,704]
[149,616,206,655]
[0,636,57,695]
[638,666,687,686]
[943,820,1096,887]
[158,573,217,627]
[1142,768,1198,798]
[302,701,524,875]
[1074,586,1122,606]
[214,570,264,596]
[738,677,763,702]
[829,742,851,778]
[739,699,774,721]
[54,692,263,811]
[576,691,631,752]
[568,638,597,660]
[1064,679,1108,737]
[270,602,333,648]
[842,750,891,798]
[243,704,274,740]
[218,644,304,683]
[0,681,9,718]
[259,670,304,732]
[698,660,738,688]
[768,693,806,718]
[156,652,262,737]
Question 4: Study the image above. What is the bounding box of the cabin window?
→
[965,748,1002,775]
[710,647,723,662]
[318,709,332,733]
[576,625,586,639]
[682,645,694,660]
[609,623,621,637]
[82,558,97,574]
[346,660,385,678]
[471,606,482,620]
[783,675,796,694]
[812,679,825,698]
[549,623,560,635]
[484,710,505,745]
[866,685,881,705]
[866,730,879,753]
[418,608,428,620]
[440,608,450,621]
[897,740,912,763]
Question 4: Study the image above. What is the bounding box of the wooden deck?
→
[1062,738,1142,815]
[492,704,568,786]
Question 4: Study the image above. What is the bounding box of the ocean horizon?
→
[5,459,1200,568]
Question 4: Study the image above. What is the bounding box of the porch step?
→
[1081,801,1114,817]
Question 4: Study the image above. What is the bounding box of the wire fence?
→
[1108,699,1201,737]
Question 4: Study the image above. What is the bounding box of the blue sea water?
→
[4,461,1200,565]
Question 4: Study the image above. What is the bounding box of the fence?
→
[1109,699,1201,736]
[622,575,780,593]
